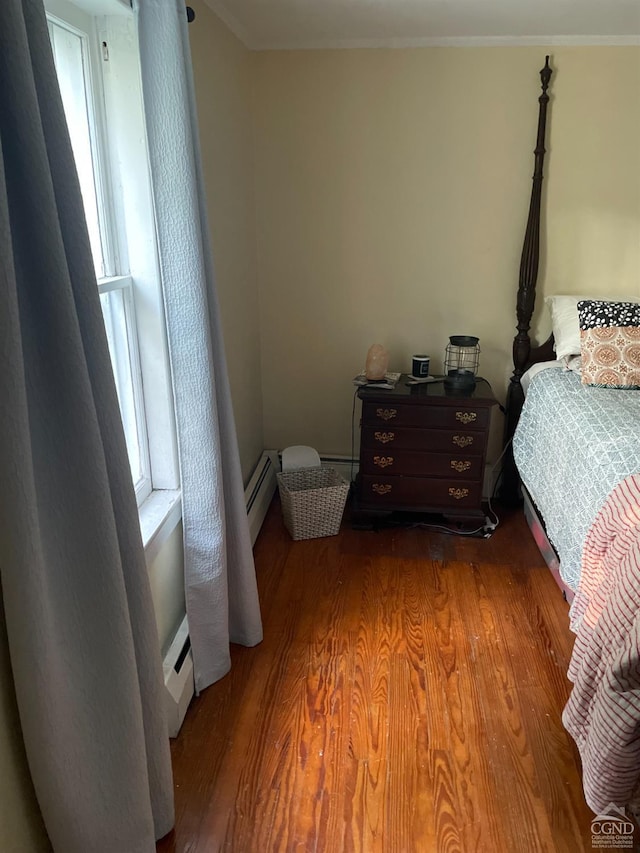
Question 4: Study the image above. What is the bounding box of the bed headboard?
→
[499,57,554,506]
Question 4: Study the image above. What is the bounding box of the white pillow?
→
[545,294,639,361]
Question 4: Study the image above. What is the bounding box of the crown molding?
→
[201,0,254,48]
[196,6,639,52]
[253,34,640,51]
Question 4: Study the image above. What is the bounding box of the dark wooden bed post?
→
[499,57,553,506]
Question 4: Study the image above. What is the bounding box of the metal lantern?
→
[443,335,480,390]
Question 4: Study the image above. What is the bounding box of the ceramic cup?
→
[412,355,430,378]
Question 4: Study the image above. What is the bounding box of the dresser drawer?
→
[360,449,483,479]
[361,426,486,455]
[359,475,482,509]
[362,401,489,431]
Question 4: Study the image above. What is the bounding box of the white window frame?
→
[45,0,181,532]
[46,10,120,281]
[99,275,153,504]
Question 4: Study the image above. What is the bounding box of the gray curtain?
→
[0,1,174,850]
[135,0,263,693]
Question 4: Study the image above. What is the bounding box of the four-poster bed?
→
[502,57,640,816]
[499,55,554,510]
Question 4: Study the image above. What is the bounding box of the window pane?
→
[46,10,161,504]
[100,288,146,490]
[49,22,105,278]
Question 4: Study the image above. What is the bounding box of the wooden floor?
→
[157,498,595,853]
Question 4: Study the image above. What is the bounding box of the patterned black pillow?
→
[577,300,640,389]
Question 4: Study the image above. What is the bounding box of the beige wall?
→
[533,48,640,335]
[253,46,640,458]
[189,0,264,484]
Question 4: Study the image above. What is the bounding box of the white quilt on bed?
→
[513,367,640,592]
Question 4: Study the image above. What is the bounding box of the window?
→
[46,0,179,513]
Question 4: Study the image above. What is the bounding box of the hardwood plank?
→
[419,560,511,852]
[345,556,394,851]
[198,541,337,851]
[385,654,433,852]
[450,560,589,851]
[157,503,595,853]
[517,685,592,852]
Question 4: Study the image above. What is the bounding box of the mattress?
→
[513,367,640,592]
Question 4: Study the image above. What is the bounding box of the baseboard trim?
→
[270,450,358,484]
[319,454,358,483]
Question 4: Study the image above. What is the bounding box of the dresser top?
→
[357,376,497,406]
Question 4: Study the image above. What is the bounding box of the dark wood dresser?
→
[354,377,498,525]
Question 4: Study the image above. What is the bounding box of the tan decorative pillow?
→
[578,300,640,389]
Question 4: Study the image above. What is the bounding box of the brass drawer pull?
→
[452,435,474,448]
[372,483,392,495]
[373,455,394,469]
[450,460,471,473]
[374,431,395,444]
[376,408,397,421]
[456,411,477,425]
[449,487,470,500]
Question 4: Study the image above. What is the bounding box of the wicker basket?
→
[277,466,349,541]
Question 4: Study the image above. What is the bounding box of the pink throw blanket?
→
[563,474,640,813]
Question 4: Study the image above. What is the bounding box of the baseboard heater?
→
[163,451,278,737]
[163,613,193,738]
[245,451,278,545]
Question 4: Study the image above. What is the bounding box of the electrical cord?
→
[406,519,488,537]
[401,440,512,539]
[350,387,359,487]
[481,379,506,415]
[486,435,515,506]
[477,438,514,533]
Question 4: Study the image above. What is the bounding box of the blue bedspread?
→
[513,367,640,590]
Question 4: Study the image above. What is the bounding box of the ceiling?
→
[204,0,640,50]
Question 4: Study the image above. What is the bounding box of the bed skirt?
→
[522,488,575,604]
